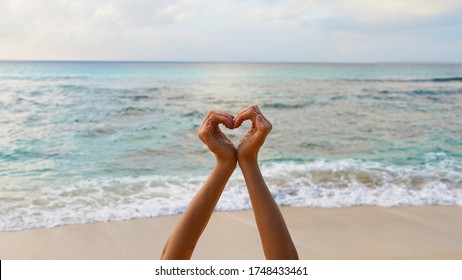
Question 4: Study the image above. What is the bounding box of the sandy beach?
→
[1,206,461,260]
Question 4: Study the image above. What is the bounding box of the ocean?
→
[1,61,461,231]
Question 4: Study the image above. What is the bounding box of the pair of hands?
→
[198,105,272,162]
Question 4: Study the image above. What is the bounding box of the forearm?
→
[239,157,298,260]
[161,159,236,259]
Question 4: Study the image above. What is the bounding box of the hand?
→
[198,110,236,161]
[234,105,272,161]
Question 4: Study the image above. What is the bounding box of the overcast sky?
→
[1,0,462,62]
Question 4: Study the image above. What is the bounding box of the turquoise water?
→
[1,61,462,231]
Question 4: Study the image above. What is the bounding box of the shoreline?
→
[1,206,462,259]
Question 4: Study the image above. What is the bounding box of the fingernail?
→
[256,115,264,122]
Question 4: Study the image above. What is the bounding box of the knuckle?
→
[198,128,206,138]
[209,110,222,116]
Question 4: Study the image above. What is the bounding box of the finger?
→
[208,110,234,119]
[243,115,270,149]
[234,107,251,125]
[255,114,272,138]
[201,110,234,129]
[256,113,271,129]
[198,119,212,143]
[208,110,234,127]
[234,105,260,128]
[200,111,212,129]
[207,113,234,129]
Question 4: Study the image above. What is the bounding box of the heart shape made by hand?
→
[198,105,272,159]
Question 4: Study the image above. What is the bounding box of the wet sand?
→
[1,206,461,259]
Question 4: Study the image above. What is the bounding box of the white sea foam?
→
[1,157,461,231]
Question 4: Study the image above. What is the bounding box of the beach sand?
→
[1,206,461,259]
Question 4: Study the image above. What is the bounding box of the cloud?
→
[248,0,319,22]
[93,3,123,22]
[156,5,193,22]
[0,0,461,61]
[335,0,462,23]
[155,0,199,22]
[248,0,462,26]
[330,32,379,54]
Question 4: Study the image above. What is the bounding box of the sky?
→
[1,0,462,62]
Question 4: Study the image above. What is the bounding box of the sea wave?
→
[261,157,461,207]
[262,102,307,109]
[408,89,462,95]
[1,155,461,231]
[359,88,462,99]
[428,77,462,82]
[1,75,90,81]
[348,77,462,83]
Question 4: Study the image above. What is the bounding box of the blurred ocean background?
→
[1,61,461,231]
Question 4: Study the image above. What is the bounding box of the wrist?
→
[237,155,263,184]
[237,155,259,170]
[216,155,237,168]
[237,151,258,164]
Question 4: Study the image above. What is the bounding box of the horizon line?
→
[1,59,461,64]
